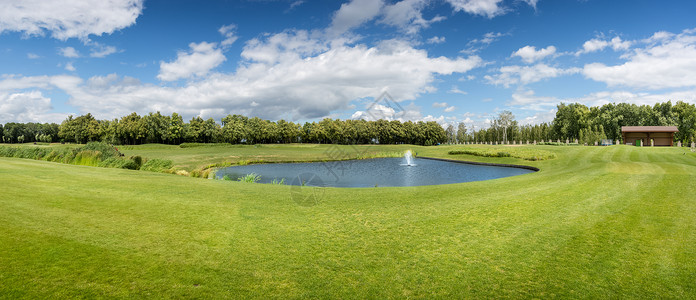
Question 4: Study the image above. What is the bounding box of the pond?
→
[216,156,535,188]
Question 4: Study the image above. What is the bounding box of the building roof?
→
[621,126,679,133]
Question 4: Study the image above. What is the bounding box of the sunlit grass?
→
[1,144,695,297]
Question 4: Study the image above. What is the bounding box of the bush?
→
[81,142,121,159]
[130,156,143,170]
[238,173,261,183]
[140,159,174,172]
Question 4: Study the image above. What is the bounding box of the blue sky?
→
[1,0,696,131]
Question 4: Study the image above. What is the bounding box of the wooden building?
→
[621,126,678,146]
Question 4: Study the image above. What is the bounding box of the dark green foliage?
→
[6,100,695,146]
[81,142,121,159]
[130,156,143,170]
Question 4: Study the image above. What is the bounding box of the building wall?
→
[623,132,674,146]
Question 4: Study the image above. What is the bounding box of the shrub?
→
[81,142,121,159]
[98,157,138,169]
[130,156,143,170]
[73,150,102,166]
[238,173,261,183]
[140,159,174,172]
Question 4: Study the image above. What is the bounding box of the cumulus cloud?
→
[380,0,445,34]
[1,35,483,121]
[427,36,446,44]
[219,24,238,47]
[328,0,384,35]
[0,90,67,123]
[58,47,80,58]
[432,102,448,108]
[64,62,76,72]
[576,36,632,55]
[89,44,118,58]
[445,0,506,18]
[583,29,696,89]
[157,42,227,81]
[508,88,696,115]
[0,0,143,40]
[486,64,580,88]
[512,45,556,63]
[449,86,467,94]
[444,106,456,112]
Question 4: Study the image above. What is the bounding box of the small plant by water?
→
[238,173,261,183]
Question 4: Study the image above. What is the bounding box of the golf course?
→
[1,143,694,298]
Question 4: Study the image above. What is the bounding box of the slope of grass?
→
[1,145,695,298]
[116,143,417,171]
[448,146,557,161]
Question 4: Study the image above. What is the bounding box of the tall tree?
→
[456,122,467,143]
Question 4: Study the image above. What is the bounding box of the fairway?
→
[1,145,695,298]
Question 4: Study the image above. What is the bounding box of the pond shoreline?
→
[419,156,540,172]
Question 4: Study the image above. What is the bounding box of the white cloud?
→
[427,36,446,44]
[241,30,326,65]
[0,91,67,123]
[508,88,696,115]
[289,1,305,10]
[444,106,456,112]
[508,89,559,111]
[64,62,76,72]
[449,86,467,94]
[583,29,696,89]
[432,102,448,108]
[27,53,40,59]
[576,36,632,55]
[0,0,143,40]
[445,0,506,18]
[380,0,445,34]
[89,46,118,58]
[157,42,227,81]
[486,64,580,88]
[1,35,483,121]
[89,44,118,58]
[219,24,238,47]
[328,0,384,35]
[58,47,80,58]
[512,45,556,63]
[461,32,507,54]
[522,0,539,9]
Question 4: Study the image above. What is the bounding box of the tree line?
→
[445,101,696,145]
[1,112,447,146]
[2,100,695,146]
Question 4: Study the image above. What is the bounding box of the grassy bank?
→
[1,144,695,298]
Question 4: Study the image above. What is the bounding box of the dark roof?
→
[621,126,678,133]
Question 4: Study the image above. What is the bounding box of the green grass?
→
[116,143,414,172]
[448,146,557,161]
[1,144,695,298]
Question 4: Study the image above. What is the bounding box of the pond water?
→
[216,157,535,188]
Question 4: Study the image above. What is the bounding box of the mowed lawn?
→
[1,145,695,298]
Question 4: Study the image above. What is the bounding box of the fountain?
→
[402,150,416,166]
